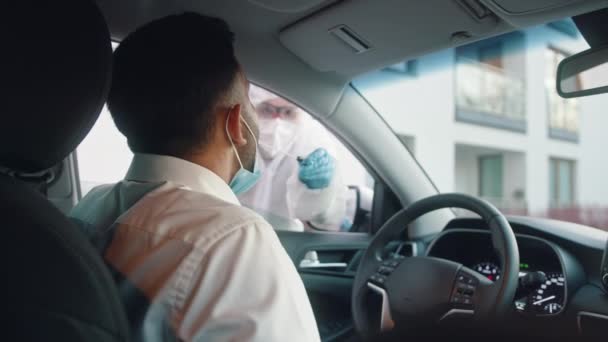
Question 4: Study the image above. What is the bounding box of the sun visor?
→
[482,0,608,26]
[279,0,504,76]
[247,0,332,13]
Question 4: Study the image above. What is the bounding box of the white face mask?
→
[258,118,297,160]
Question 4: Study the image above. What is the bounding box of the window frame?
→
[478,154,504,200]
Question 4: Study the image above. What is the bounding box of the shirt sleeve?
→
[175,219,321,342]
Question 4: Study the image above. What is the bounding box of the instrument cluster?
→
[427,230,567,316]
[471,261,565,315]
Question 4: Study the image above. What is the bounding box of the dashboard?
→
[419,217,608,338]
[427,229,571,316]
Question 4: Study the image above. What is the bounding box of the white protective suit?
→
[238,88,347,232]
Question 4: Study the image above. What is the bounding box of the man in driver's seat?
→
[70,13,320,341]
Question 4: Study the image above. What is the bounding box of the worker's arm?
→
[286,148,347,230]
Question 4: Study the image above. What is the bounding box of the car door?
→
[244,85,411,340]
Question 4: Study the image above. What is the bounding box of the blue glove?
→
[298,148,335,189]
[340,218,353,231]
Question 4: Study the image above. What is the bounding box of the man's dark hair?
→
[108,13,239,157]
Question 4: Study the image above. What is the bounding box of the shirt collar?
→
[125,153,240,206]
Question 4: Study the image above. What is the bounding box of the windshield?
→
[353,20,608,232]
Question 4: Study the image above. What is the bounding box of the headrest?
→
[0,1,112,173]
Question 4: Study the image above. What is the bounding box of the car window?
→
[353,20,608,232]
[76,85,375,233]
[243,85,375,233]
[76,42,132,195]
[76,105,133,195]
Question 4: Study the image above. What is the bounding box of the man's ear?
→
[226,104,247,147]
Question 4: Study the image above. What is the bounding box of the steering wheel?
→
[352,193,519,337]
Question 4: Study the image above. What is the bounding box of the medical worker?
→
[238,86,347,231]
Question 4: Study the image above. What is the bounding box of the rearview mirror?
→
[557,45,608,98]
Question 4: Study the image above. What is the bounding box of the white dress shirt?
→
[70,153,320,342]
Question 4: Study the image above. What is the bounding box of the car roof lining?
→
[96,0,607,117]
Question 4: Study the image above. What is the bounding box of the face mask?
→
[226,112,261,195]
[258,118,297,160]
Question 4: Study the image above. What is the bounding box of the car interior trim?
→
[577,311,608,335]
[438,308,475,322]
[366,282,395,332]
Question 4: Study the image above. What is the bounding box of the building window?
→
[455,33,526,132]
[478,155,503,199]
[478,42,503,69]
[549,158,576,207]
[546,47,579,141]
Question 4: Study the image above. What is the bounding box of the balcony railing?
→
[545,206,608,231]
[455,57,526,128]
[454,197,528,216]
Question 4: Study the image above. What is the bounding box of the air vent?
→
[328,25,372,54]
[393,241,418,257]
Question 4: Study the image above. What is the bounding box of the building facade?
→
[354,21,608,227]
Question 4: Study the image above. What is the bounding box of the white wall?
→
[579,93,608,206]
[454,144,479,195]
[503,151,526,205]
[354,49,456,193]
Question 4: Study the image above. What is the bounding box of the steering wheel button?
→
[382,260,399,267]
[377,266,393,275]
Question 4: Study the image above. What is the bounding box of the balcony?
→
[455,57,526,132]
[547,84,579,142]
